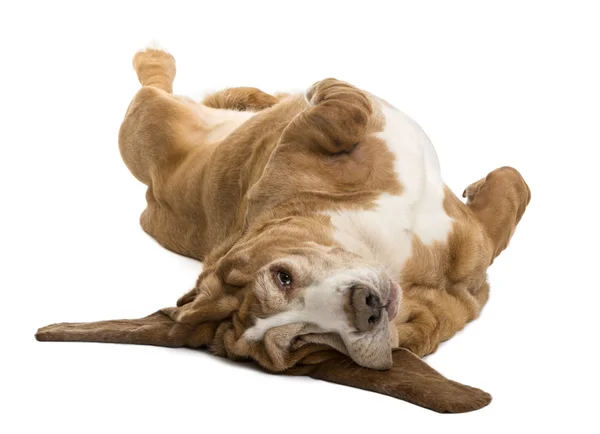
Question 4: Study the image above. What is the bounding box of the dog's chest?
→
[326,105,453,280]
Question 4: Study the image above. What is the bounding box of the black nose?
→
[351,286,384,332]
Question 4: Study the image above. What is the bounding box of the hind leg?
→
[119,47,221,259]
[119,47,207,186]
[119,47,283,259]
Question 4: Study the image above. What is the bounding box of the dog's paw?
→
[462,177,486,205]
[298,78,372,154]
[132,41,176,87]
[463,167,530,207]
[142,39,169,52]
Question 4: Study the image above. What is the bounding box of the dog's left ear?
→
[295,349,491,413]
[35,243,254,347]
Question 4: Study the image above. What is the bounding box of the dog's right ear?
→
[296,348,492,413]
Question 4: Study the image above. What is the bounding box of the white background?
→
[2,1,599,432]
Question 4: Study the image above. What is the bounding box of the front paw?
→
[463,166,531,208]
[462,177,486,205]
[301,78,372,154]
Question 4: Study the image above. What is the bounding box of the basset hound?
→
[36,45,530,413]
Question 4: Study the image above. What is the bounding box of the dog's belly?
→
[327,104,453,281]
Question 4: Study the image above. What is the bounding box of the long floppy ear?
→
[35,308,217,348]
[297,349,491,414]
[463,166,531,263]
[35,238,252,347]
[35,260,243,348]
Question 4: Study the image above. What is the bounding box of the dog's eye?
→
[275,270,293,288]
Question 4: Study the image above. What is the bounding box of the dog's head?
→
[168,216,401,371]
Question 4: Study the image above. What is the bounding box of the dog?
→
[36,45,530,413]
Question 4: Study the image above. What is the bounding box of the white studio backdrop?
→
[1,1,599,433]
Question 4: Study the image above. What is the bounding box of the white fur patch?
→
[326,102,453,281]
[244,267,379,342]
[198,105,257,143]
[142,39,168,53]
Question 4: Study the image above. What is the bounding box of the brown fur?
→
[202,86,279,111]
[36,48,530,413]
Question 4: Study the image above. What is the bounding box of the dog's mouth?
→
[295,281,401,370]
